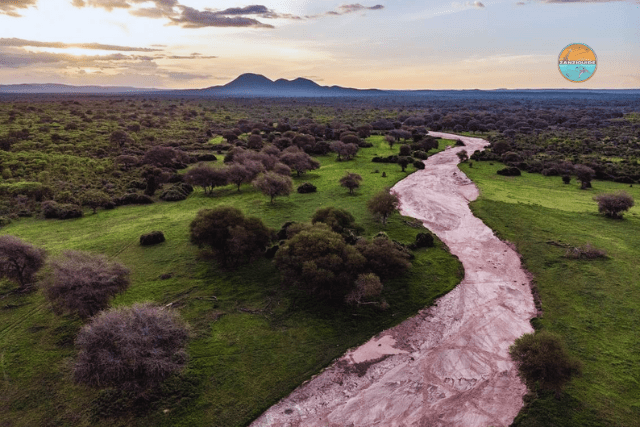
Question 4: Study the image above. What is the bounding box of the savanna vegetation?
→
[0,95,465,427]
[0,92,638,427]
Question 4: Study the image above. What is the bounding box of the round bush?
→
[413,161,425,170]
[140,231,165,246]
[496,167,522,177]
[74,303,189,394]
[414,232,434,248]
[160,188,187,202]
[297,182,317,194]
[115,193,154,206]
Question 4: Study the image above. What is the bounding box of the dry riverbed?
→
[250,132,537,427]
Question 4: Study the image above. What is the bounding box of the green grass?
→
[461,161,640,427]
[0,136,462,427]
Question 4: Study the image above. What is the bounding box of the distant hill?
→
[0,84,158,94]
[189,73,385,97]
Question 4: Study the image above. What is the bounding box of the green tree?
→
[274,223,366,300]
[367,189,400,225]
[81,190,110,214]
[509,330,582,398]
[190,206,271,268]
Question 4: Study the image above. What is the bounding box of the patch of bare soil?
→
[250,132,536,427]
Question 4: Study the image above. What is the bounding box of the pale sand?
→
[250,132,536,427]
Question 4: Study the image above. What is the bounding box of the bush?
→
[496,167,521,176]
[355,236,412,280]
[509,330,582,398]
[411,232,434,249]
[140,231,165,246]
[190,206,272,268]
[297,182,317,194]
[562,175,571,184]
[0,235,46,290]
[74,303,189,394]
[114,193,154,206]
[40,250,130,318]
[311,206,362,236]
[413,150,429,160]
[41,200,83,219]
[81,190,110,214]
[253,172,293,203]
[593,191,634,219]
[345,273,383,306]
[564,243,606,259]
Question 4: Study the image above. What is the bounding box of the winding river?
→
[250,132,537,427]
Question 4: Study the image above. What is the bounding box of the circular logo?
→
[558,43,597,83]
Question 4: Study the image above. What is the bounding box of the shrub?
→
[345,273,383,306]
[413,150,429,160]
[355,236,412,280]
[593,191,634,219]
[297,182,317,194]
[184,163,228,194]
[509,330,582,398]
[114,193,154,206]
[74,303,189,394]
[574,164,595,189]
[0,235,46,290]
[41,200,83,219]
[413,161,425,170]
[412,232,434,249]
[562,175,571,184]
[40,250,130,318]
[455,139,465,146]
[367,189,399,224]
[496,167,521,176]
[190,206,272,268]
[564,243,606,260]
[311,207,362,236]
[140,231,165,246]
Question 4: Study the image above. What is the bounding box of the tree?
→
[399,144,411,156]
[384,134,396,149]
[190,206,271,268]
[574,165,595,189]
[339,172,362,194]
[0,235,46,290]
[367,189,399,224]
[74,303,188,395]
[594,191,634,219]
[509,330,582,398]
[184,163,228,194]
[274,224,366,300]
[142,146,178,168]
[40,250,130,319]
[226,164,251,192]
[81,190,110,214]
[279,147,320,177]
[110,130,132,153]
[397,156,411,172]
[253,172,293,203]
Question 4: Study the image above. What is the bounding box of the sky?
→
[0,0,638,89]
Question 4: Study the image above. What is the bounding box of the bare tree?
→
[0,235,46,291]
[184,163,228,194]
[279,146,320,177]
[594,191,635,219]
[40,250,130,319]
[74,303,189,394]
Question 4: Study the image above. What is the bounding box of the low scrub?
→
[564,243,606,260]
[41,200,83,219]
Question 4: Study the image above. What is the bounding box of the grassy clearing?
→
[461,161,640,427]
[0,137,462,427]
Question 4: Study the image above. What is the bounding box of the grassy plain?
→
[461,161,640,427]
[0,137,462,427]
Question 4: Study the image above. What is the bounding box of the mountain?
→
[193,74,384,97]
[0,84,158,94]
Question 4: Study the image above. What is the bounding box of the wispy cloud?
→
[306,3,385,18]
[0,0,38,17]
[0,38,163,52]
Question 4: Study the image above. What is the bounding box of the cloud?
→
[538,0,640,2]
[164,54,217,59]
[73,0,177,12]
[306,3,385,18]
[169,5,274,28]
[516,1,526,4]
[0,38,163,52]
[165,71,209,80]
[0,47,157,68]
[465,1,485,7]
[0,0,38,17]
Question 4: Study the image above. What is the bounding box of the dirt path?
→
[250,132,537,427]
